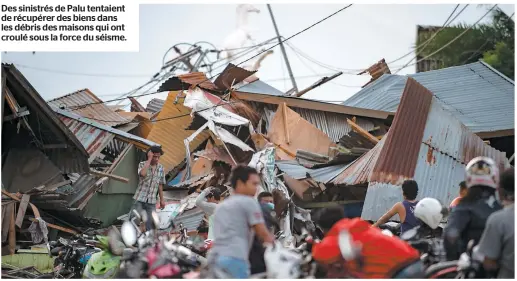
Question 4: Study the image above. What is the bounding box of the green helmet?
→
[82,251,121,279]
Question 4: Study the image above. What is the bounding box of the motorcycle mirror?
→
[338,230,359,260]
[121,221,138,246]
[466,240,475,255]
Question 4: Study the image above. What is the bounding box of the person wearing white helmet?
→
[443,157,503,261]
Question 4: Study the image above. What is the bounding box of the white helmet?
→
[414,198,447,229]
[465,157,499,189]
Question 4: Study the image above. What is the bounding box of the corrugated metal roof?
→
[276,160,350,183]
[145,91,210,173]
[146,98,165,113]
[54,107,160,154]
[169,173,214,188]
[214,64,255,90]
[173,208,205,232]
[342,61,515,134]
[117,111,152,120]
[332,135,387,185]
[238,80,285,96]
[2,64,89,174]
[48,89,130,127]
[358,78,509,221]
[370,78,433,183]
[158,72,218,93]
[250,102,377,143]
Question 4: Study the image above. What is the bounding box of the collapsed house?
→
[145,61,513,232]
[1,64,163,259]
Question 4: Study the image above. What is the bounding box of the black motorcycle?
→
[37,235,101,279]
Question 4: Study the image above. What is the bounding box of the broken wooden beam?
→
[28,218,78,235]
[15,194,30,228]
[282,103,290,144]
[294,72,343,97]
[9,206,16,254]
[347,118,379,145]
[89,169,129,183]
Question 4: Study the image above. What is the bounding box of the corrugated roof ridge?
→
[477,60,514,85]
[47,88,99,103]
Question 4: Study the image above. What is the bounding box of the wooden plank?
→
[282,103,290,144]
[9,205,16,254]
[2,203,14,242]
[1,190,40,219]
[28,218,77,235]
[347,118,379,145]
[89,169,129,183]
[15,194,30,228]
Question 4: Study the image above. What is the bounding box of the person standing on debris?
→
[131,146,166,231]
[208,165,274,279]
[372,180,420,234]
[195,187,221,241]
[449,181,467,210]
[476,168,514,278]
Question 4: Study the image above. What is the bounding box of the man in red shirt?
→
[312,206,423,278]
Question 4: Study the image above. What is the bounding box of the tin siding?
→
[252,103,375,142]
[371,78,433,184]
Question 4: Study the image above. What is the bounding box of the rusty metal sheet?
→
[158,72,218,93]
[54,107,160,153]
[371,78,433,184]
[145,91,210,173]
[267,104,336,160]
[214,63,255,90]
[332,135,387,185]
[48,89,130,127]
[59,116,115,157]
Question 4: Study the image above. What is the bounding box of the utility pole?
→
[267,4,298,94]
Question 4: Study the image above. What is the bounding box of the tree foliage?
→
[416,7,514,79]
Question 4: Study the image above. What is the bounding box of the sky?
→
[2,3,515,109]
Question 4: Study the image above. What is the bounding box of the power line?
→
[387,4,467,65]
[65,4,355,110]
[394,4,498,74]
[286,42,363,88]
[7,62,153,78]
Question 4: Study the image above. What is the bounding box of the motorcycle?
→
[114,210,205,279]
[424,239,496,279]
[38,234,102,279]
[400,224,446,269]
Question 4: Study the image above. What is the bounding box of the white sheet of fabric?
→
[28,217,49,244]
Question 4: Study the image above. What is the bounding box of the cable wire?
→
[394,4,498,74]
[387,4,467,65]
[63,4,355,110]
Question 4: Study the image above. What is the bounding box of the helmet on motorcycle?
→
[414,198,447,229]
[465,157,499,189]
[82,251,121,279]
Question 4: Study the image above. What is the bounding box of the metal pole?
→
[267,4,298,94]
